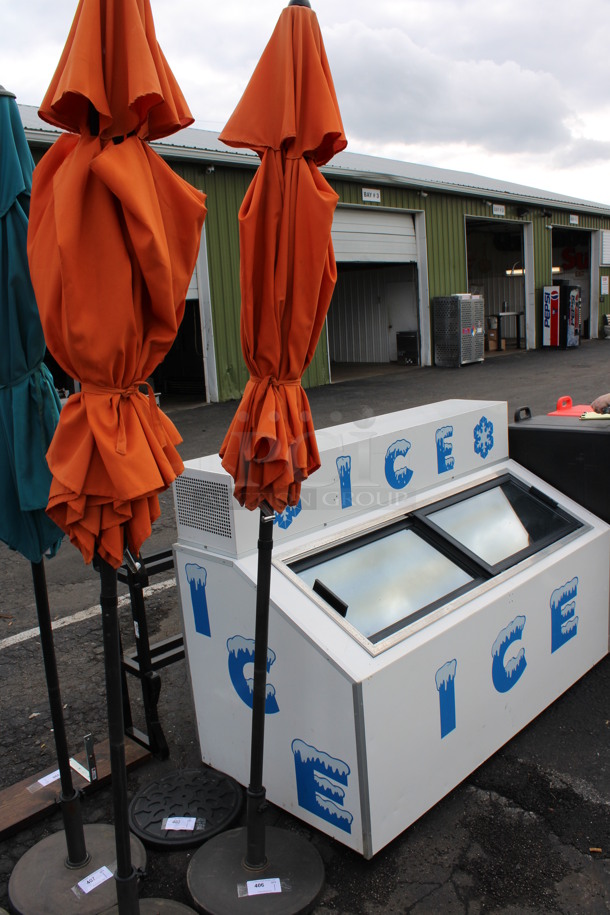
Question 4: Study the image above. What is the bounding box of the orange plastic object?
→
[548,395,592,416]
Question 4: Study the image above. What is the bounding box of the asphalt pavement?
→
[1,341,609,914]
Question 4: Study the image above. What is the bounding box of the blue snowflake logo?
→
[473,416,494,459]
[274,499,302,529]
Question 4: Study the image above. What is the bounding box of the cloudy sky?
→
[4,0,610,204]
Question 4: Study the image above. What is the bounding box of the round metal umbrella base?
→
[103,901,197,913]
[186,826,325,915]
[8,824,146,915]
[128,768,243,851]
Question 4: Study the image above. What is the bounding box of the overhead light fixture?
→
[506,262,525,276]
[517,207,529,218]
[419,191,429,198]
[552,266,562,274]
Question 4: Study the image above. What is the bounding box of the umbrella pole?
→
[9,562,148,915]
[186,504,325,914]
[98,556,140,914]
[31,559,89,867]
[245,504,275,868]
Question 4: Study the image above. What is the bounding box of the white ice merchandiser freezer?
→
[172,400,610,859]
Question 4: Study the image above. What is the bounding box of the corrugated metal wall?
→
[29,135,610,402]
[173,163,251,402]
[327,264,418,363]
[170,161,610,397]
[425,196,469,298]
[328,269,388,362]
[173,161,330,401]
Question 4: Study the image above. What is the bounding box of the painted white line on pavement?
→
[0,576,177,652]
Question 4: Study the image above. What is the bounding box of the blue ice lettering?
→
[292,739,353,834]
[384,439,414,490]
[186,563,211,637]
[550,577,579,653]
[336,456,352,509]
[436,425,454,474]
[435,659,457,737]
[492,615,527,693]
[227,636,279,714]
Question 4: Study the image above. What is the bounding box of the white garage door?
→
[331,208,417,263]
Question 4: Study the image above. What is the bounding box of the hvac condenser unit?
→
[433,294,485,366]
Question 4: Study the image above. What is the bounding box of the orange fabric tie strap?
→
[80,381,162,455]
[249,375,302,389]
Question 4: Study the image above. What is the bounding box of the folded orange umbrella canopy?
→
[28,0,207,568]
[219,1,346,512]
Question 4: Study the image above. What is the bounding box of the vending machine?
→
[543,285,580,348]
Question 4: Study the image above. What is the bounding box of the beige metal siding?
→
[328,270,389,362]
[328,264,418,363]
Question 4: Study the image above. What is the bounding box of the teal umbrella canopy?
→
[0,88,62,562]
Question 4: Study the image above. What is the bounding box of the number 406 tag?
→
[246,877,282,896]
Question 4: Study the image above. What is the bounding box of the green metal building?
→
[21,104,610,404]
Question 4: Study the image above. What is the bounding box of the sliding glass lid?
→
[418,474,582,573]
[288,475,583,644]
[291,525,476,643]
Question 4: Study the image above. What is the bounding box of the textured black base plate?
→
[128,768,243,850]
[102,900,197,913]
[8,824,146,915]
[187,826,325,915]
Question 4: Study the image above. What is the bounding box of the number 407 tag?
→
[246,877,282,896]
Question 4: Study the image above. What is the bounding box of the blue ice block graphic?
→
[226,635,279,713]
[550,577,579,653]
[292,739,353,834]
[186,563,211,637]
[336,455,352,509]
[435,659,457,737]
[436,425,454,474]
[492,615,527,693]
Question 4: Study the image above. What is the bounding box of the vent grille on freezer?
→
[174,476,233,539]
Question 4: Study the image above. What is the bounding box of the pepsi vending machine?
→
[543,285,580,348]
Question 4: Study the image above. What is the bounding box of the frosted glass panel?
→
[428,487,530,566]
[424,477,579,568]
[296,529,473,639]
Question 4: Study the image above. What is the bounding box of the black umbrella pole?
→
[31,559,89,868]
[245,505,275,870]
[98,556,140,913]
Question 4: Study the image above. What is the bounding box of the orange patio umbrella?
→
[26,2,207,912]
[28,0,207,571]
[218,0,346,513]
[187,4,346,912]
